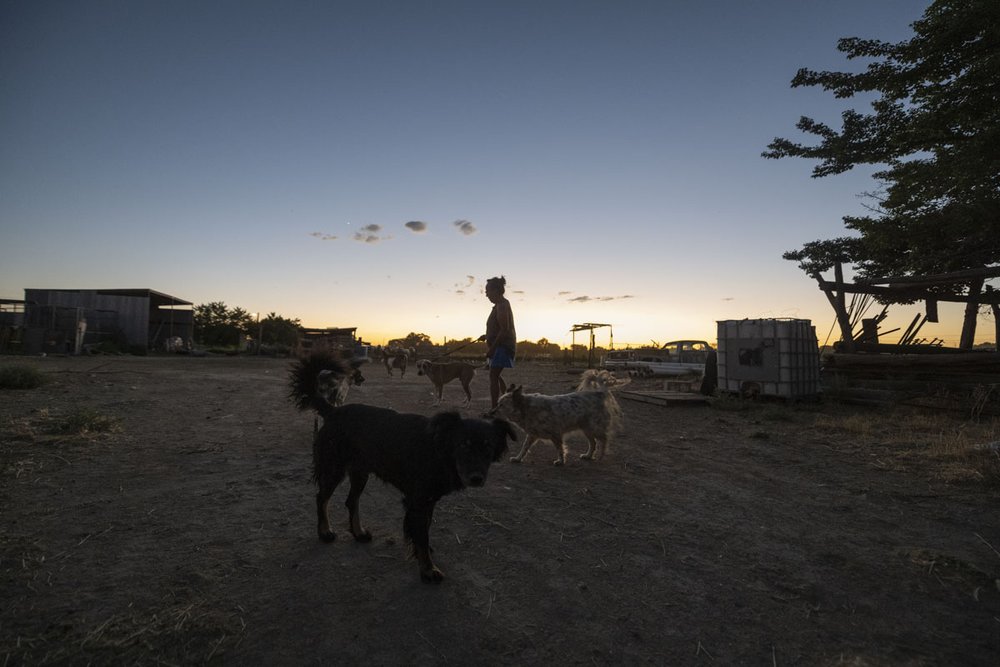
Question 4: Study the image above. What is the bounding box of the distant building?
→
[0,298,27,353]
[297,327,362,355]
[19,288,193,355]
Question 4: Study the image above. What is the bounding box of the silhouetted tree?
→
[193,302,254,347]
[764,0,1000,347]
[261,312,302,347]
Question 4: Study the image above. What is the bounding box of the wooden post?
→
[925,298,938,323]
[987,286,999,350]
[817,264,855,352]
[994,303,1000,350]
[959,277,984,349]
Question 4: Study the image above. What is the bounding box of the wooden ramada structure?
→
[814,265,1000,353]
[811,266,1000,405]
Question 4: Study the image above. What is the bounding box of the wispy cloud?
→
[354,224,392,244]
[453,219,477,236]
[452,275,477,296]
[313,218,468,243]
[568,294,635,303]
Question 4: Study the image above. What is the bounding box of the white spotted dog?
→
[489,384,622,465]
[575,369,631,392]
[416,359,476,406]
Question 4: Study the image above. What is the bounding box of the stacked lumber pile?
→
[822,351,1000,414]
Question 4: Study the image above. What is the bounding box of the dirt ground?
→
[1,355,998,665]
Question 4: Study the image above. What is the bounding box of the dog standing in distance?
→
[489,383,622,465]
[383,349,408,377]
[310,402,515,582]
[416,359,477,406]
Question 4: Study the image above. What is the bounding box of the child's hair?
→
[486,276,506,293]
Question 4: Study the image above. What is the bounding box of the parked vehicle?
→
[601,340,714,377]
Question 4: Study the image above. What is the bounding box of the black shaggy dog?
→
[288,350,367,432]
[313,403,515,582]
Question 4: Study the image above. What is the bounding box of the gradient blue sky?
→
[5,0,979,348]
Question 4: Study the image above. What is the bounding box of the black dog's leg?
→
[404,499,442,583]
[316,464,347,542]
[345,471,373,542]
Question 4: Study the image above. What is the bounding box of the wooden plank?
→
[619,390,710,407]
[855,266,1000,286]
[815,279,1000,305]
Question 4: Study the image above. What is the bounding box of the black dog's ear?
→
[428,411,463,451]
[490,418,515,462]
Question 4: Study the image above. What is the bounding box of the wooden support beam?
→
[817,264,855,351]
[854,266,1000,286]
[960,277,984,349]
[815,280,1000,305]
[926,299,939,323]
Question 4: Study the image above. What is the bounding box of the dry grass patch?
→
[1,408,121,480]
[3,407,122,439]
[812,408,1000,485]
[0,365,48,390]
[2,597,248,665]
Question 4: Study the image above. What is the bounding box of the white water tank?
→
[717,319,821,399]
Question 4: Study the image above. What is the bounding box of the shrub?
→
[58,408,122,435]
[0,365,48,390]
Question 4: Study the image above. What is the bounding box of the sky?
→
[3,0,986,349]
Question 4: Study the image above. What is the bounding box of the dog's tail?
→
[597,389,625,452]
[605,389,623,431]
[288,350,349,418]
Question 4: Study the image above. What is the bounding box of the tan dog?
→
[383,349,408,376]
[416,359,476,406]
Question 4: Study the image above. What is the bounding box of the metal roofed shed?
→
[717,319,821,399]
[22,288,194,355]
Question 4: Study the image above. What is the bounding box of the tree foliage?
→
[764,0,1000,284]
[260,312,302,347]
[193,302,255,347]
[388,332,435,353]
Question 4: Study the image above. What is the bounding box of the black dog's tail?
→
[288,350,349,419]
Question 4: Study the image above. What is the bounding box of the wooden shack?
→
[22,288,193,355]
[297,327,359,354]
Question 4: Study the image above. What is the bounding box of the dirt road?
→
[2,355,998,665]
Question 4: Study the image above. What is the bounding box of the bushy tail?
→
[288,350,349,419]
[595,390,624,452]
